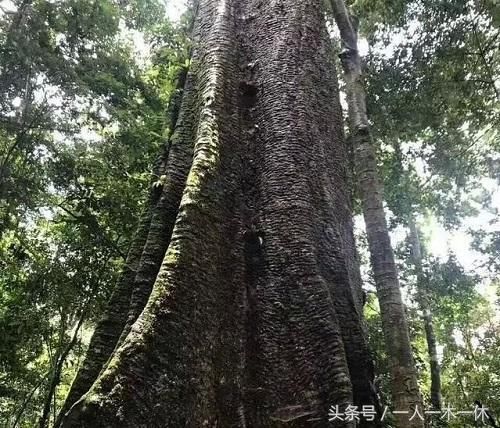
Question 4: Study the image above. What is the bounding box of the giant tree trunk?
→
[408,220,443,412]
[59,0,379,426]
[329,1,424,427]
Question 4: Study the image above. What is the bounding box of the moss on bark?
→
[59,1,379,426]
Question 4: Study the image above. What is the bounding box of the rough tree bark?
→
[59,0,379,426]
[329,1,424,427]
[408,219,442,412]
[54,68,189,426]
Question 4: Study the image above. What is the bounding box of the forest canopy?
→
[0,0,498,427]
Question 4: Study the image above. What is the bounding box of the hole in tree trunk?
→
[239,81,258,107]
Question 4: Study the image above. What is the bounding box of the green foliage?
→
[361,0,500,228]
[0,0,498,426]
[351,0,500,421]
[0,0,190,425]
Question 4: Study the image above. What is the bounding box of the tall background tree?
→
[354,0,500,425]
[329,2,423,426]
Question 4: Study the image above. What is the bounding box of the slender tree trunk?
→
[39,309,87,428]
[329,1,424,427]
[408,220,443,412]
[12,375,46,428]
[59,0,379,426]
